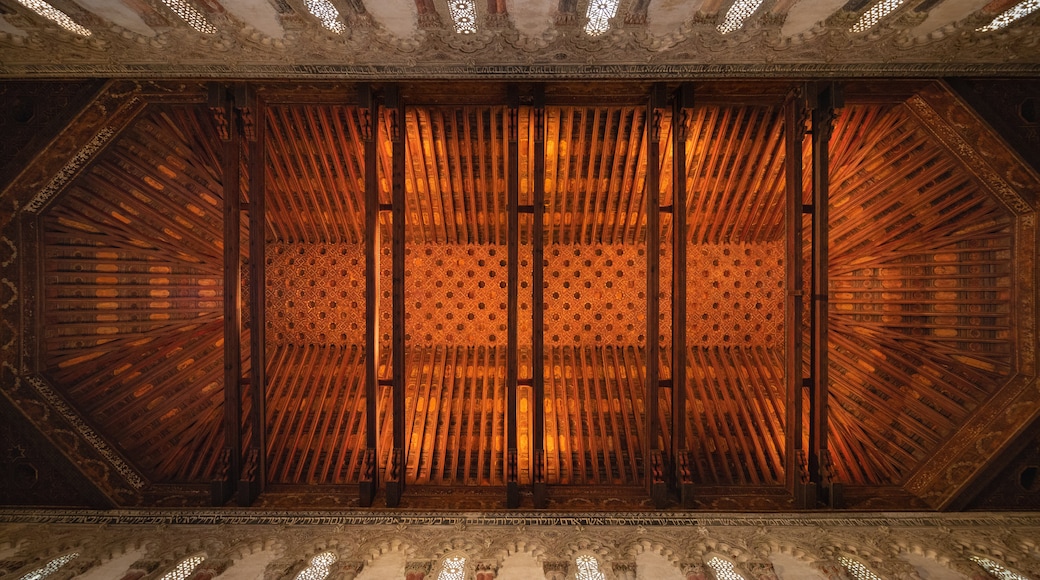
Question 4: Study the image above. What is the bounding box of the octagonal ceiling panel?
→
[825,103,1015,485]
[39,104,228,484]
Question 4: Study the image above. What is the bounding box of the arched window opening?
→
[159,555,205,580]
[575,555,605,580]
[838,556,882,580]
[437,555,466,580]
[971,556,1031,580]
[19,552,79,580]
[295,551,337,580]
[706,556,746,580]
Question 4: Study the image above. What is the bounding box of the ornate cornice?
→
[2,508,1040,527]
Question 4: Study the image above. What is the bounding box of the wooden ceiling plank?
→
[691,348,736,483]
[322,106,367,244]
[830,156,960,253]
[830,330,963,431]
[281,344,334,482]
[434,110,459,245]
[557,108,578,245]
[415,108,442,245]
[707,108,754,245]
[562,346,587,484]
[747,345,789,481]
[303,345,352,484]
[99,149,224,256]
[598,109,625,245]
[592,346,625,484]
[433,110,461,245]
[281,106,334,244]
[577,347,602,483]
[736,109,785,244]
[618,345,647,482]
[67,178,217,266]
[300,106,352,244]
[81,318,222,416]
[404,345,434,481]
[691,107,733,245]
[266,107,315,243]
[429,345,460,484]
[109,340,223,446]
[734,346,785,483]
[335,347,367,483]
[341,107,376,241]
[445,346,472,483]
[717,107,765,243]
[828,344,941,453]
[708,346,765,485]
[443,110,468,244]
[295,345,341,483]
[577,108,603,245]
[488,108,504,246]
[267,344,315,482]
[458,109,482,245]
[545,345,566,483]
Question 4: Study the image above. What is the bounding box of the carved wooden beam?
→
[240,84,266,506]
[808,81,843,508]
[507,86,521,508]
[647,83,667,507]
[386,85,406,507]
[211,82,240,506]
[672,82,694,507]
[360,84,379,507]
[785,85,811,508]
[532,86,548,508]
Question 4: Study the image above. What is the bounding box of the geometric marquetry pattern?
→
[41,105,226,483]
[267,240,781,348]
[826,104,1014,484]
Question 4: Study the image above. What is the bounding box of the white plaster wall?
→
[355,551,407,580]
[362,0,417,39]
[636,550,684,580]
[781,0,848,37]
[646,0,697,36]
[218,0,284,38]
[219,549,279,580]
[72,0,155,36]
[911,0,989,36]
[0,15,31,36]
[901,552,969,580]
[769,552,828,580]
[76,548,145,580]
[506,0,554,38]
[496,551,544,580]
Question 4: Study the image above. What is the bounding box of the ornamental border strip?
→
[1,509,1039,528]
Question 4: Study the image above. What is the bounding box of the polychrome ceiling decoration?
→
[0,0,1039,77]
[0,79,1036,512]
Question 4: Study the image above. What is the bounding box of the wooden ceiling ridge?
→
[4,79,1036,512]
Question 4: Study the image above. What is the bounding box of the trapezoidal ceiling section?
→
[40,104,229,484]
[824,103,1015,486]
[660,104,789,487]
[263,103,376,485]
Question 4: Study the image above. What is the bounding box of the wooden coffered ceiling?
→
[0,79,1038,512]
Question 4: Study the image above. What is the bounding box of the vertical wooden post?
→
[647,83,667,508]
[531,86,548,508]
[506,87,521,508]
[240,85,266,506]
[360,85,380,507]
[785,85,811,508]
[808,82,843,508]
[672,83,694,507]
[211,82,240,506]
[386,85,407,507]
